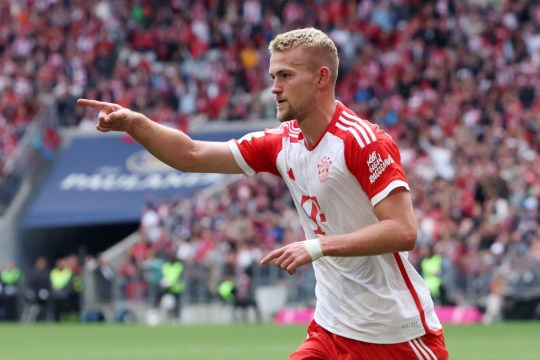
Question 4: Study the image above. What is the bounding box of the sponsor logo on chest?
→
[367,151,394,184]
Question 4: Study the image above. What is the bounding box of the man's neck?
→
[298,99,337,148]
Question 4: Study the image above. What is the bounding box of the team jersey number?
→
[301,195,326,235]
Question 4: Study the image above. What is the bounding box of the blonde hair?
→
[269,27,339,86]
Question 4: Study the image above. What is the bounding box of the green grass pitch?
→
[0,322,539,359]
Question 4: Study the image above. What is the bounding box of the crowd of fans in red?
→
[1,0,540,320]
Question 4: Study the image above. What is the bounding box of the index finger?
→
[260,249,281,265]
[77,98,118,112]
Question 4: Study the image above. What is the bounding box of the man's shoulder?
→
[333,112,390,150]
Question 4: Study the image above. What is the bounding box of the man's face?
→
[269,48,318,123]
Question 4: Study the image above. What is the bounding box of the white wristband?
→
[303,239,324,261]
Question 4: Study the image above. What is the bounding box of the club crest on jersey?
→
[317,156,333,182]
[367,151,394,184]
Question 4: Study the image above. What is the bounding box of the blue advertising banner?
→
[23,130,252,228]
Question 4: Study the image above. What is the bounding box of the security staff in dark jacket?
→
[23,257,51,322]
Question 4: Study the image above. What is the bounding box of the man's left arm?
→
[260,187,417,275]
[320,187,417,257]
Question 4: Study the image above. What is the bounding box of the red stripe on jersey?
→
[393,253,435,336]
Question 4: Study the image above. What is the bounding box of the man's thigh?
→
[289,321,333,360]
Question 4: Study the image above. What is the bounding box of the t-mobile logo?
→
[301,195,326,235]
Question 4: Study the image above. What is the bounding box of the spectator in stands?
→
[497,243,540,320]
[116,253,144,301]
[140,204,162,244]
[483,271,507,324]
[142,249,164,307]
[65,254,83,318]
[94,254,115,306]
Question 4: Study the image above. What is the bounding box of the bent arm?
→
[129,114,242,174]
[320,188,417,256]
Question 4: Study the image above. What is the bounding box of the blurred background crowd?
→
[1,0,540,323]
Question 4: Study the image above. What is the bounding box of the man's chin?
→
[277,113,295,123]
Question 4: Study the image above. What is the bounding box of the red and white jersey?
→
[227,102,442,344]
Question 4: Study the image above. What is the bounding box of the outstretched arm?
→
[260,188,417,275]
[77,99,242,174]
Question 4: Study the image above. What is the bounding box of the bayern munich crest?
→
[317,155,333,182]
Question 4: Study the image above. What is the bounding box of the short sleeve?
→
[345,134,409,206]
[227,130,283,177]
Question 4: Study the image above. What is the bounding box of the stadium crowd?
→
[120,174,307,303]
[1,0,540,322]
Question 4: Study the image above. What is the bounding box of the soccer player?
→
[78,27,449,359]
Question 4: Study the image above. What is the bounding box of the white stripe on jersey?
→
[337,116,377,145]
[338,116,373,145]
[341,111,377,142]
[336,122,365,148]
[227,140,256,177]
[266,123,286,134]
[418,338,438,360]
[371,179,410,206]
[288,122,301,134]
[411,338,437,360]
[408,340,427,359]
[266,122,301,137]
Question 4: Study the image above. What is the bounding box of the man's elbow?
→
[401,225,417,251]
[172,148,199,173]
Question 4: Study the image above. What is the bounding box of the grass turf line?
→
[0,322,539,360]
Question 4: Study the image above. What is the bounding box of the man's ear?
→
[317,66,331,88]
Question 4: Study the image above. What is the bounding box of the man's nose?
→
[271,79,282,94]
